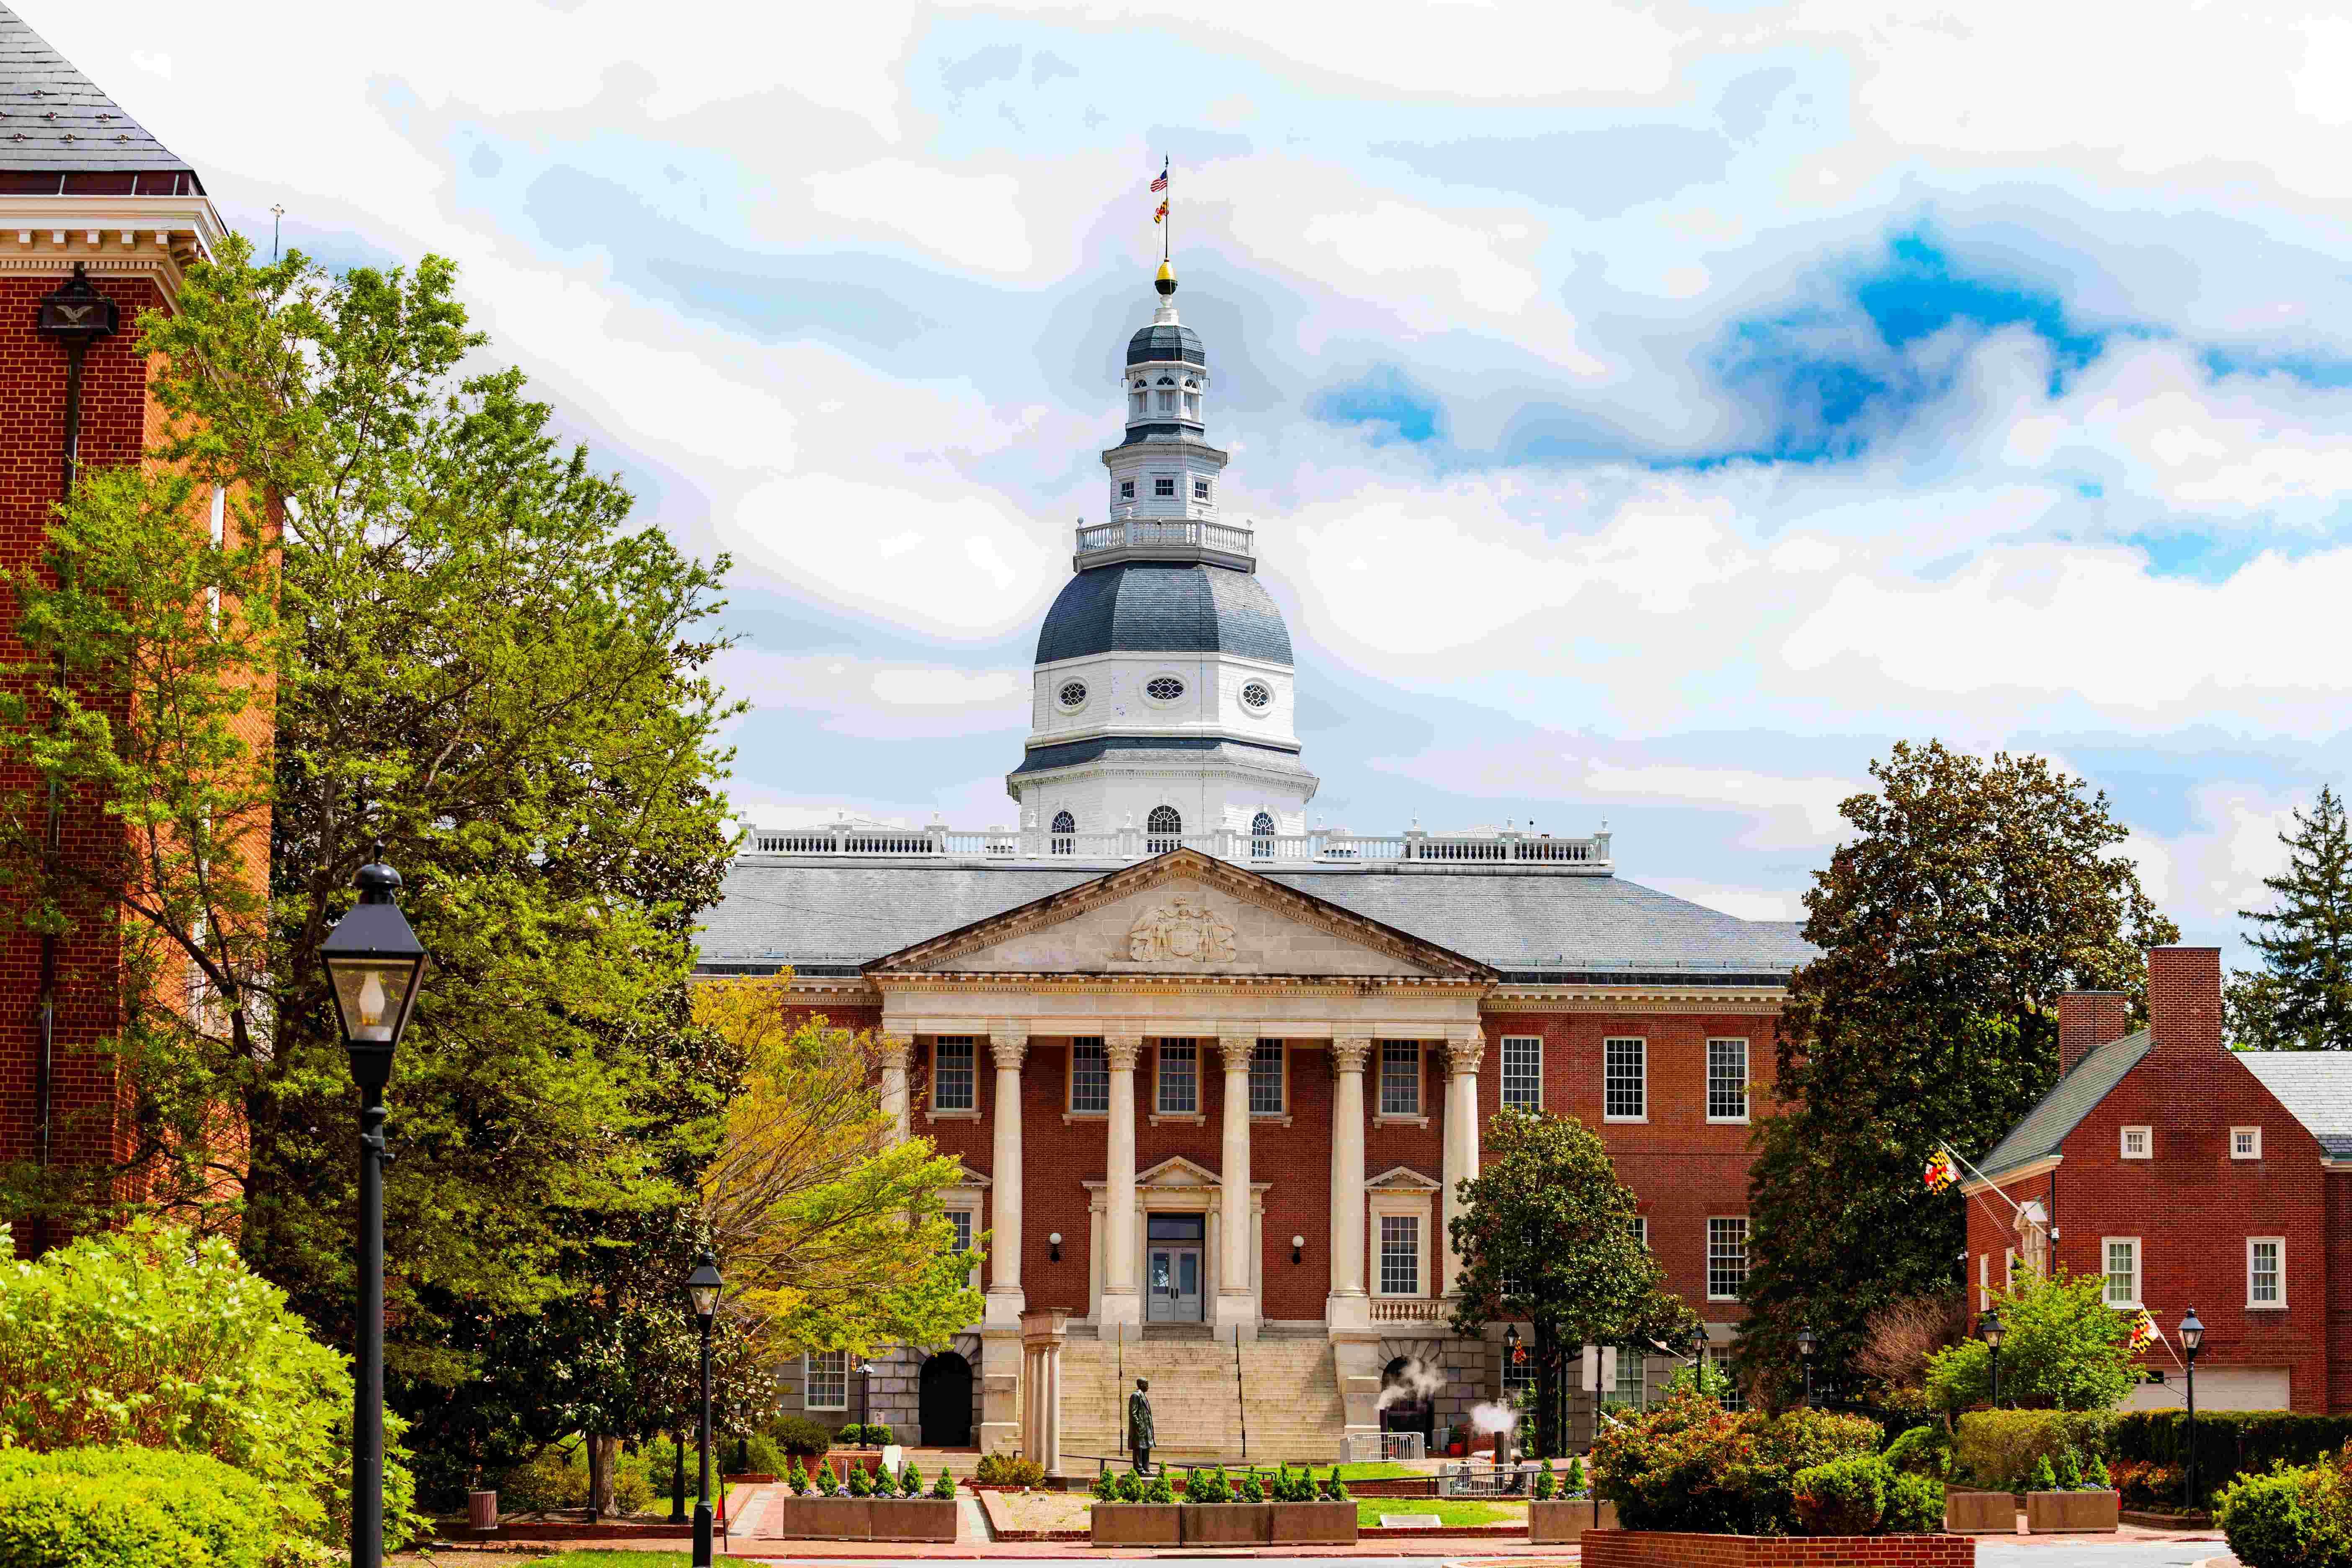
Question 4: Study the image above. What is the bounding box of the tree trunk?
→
[1533,1322,1560,1460]
[586,1433,618,1519]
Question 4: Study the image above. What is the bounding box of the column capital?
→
[1445,1034,1486,1076]
[990,1032,1029,1071]
[1331,1036,1372,1075]
[1217,1032,1256,1071]
[879,1034,912,1070]
[1104,1034,1144,1071]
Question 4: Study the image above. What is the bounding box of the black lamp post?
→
[1691,1326,1710,1395]
[1795,1325,1818,1407]
[2180,1307,2206,1510]
[1980,1309,2005,1409]
[856,1358,873,1447]
[686,1252,724,1568]
[320,854,429,1568]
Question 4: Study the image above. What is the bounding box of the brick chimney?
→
[2147,947,2223,1058]
[2057,990,2133,1077]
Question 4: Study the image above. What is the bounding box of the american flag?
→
[1150,161,1168,193]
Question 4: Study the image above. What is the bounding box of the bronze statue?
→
[1127,1377,1155,1473]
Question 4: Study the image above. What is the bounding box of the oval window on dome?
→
[1057,679,1088,709]
[1241,681,1271,710]
[1145,676,1185,702]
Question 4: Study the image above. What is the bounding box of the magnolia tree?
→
[1449,1109,1694,1455]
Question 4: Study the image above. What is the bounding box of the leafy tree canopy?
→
[1922,1269,2138,1413]
[1740,741,2177,1402]
[2234,785,2352,1050]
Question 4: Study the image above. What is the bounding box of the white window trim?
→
[2102,1235,2143,1307]
[1705,1215,1749,1302]
[944,1202,983,1292]
[1151,1039,1204,1124]
[2121,1125,2152,1159]
[1141,673,1188,708]
[1604,1036,1647,1123]
[1066,1037,1109,1119]
[2233,1126,2263,1160]
[1500,1034,1543,1112]
[1632,1214,1649,1250]
[1706,1037,1750,1124]
[2249,1236,2287,1310]
[804,1350,849,1411]
[1375,1040,1426,1125]
[2004,1246,2017,1292]
[1979,1251,1991,1312]
[928,1036,979,1120]
[1369,1201,1429,1299]
[1248,1039,1289,1120]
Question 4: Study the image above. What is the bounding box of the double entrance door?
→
[1145,1212,1205,1323]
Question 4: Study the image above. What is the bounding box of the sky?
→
[45,0,2352,959]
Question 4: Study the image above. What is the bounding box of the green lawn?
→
[1331,1461,1423,1480]
[1359,1497,1527,1528]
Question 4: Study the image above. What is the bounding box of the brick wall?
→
[2058,990,2132,1076]
[1583,1530,1972,1568]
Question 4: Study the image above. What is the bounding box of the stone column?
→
[1327,1036,1371,1334]
[1100,1034,1144,1341]
[979,1029,1028,1455]
[1440,1033,1485,1298]
[879,1034,912,1145]
[1020,1307,1070,1479]
[1214,1031,1259,1341]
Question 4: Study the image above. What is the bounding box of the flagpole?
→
[1162,157,1171,265]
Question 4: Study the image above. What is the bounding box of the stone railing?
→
[1369,1297,1447,1323]
[1073,517,1254,567]
[740,823,1612,873]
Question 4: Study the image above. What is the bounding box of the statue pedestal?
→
[1019,1307,1071,1480]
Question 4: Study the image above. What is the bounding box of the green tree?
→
[2236,786,2352,1050]
[1449,1109,1694,1456]
[1921,1269,2136,1412]
[0,239,742,1447]
[1740,741,2177,1403]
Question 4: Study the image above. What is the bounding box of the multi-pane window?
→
[2104,1238,2141,1306]
[934,1037,975,1111]
[2234,1127,2263,1159]
[1051,810,1077,854]
[1604,1037,1646,1120]
[1610,1346,1646,1410]
[1070,1038,1109,1113]
[2121,1126,2151,1158]
[1707,1038,1749,1122]
[1501,1036,1542,1110]
[1193,478,1210,499]
[1503,1340,1535,1396]
[946,1210,972,1253]
[1249,1042,1285,1114]
[1158,1039,1198,1114]
[1120,479,1135,498]
[1379,1214,1420,1295]
[805,1349,848,1411]
[1146,804,1182,850]
[1632,1214,1649,1249]
[1380,1042,1421,1116]
[1154,474,1176,495]
[1156,390,1174,413]
[2250,1238,2284,1306]
[1707,1217,1749,1300]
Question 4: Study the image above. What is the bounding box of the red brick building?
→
[0,4,228,1246]
[697,251,1815,1459]
[1965,947,2352,1413]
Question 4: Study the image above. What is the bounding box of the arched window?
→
[1147,805,1182,852]
[1051,810,1076,855]
[1251,811,1276,858]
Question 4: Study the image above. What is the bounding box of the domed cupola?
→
[1004,248,1318,847]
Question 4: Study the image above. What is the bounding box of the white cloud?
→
[714,648,1029,738]
[1300,201,1542,316]
[805,158,1034,274]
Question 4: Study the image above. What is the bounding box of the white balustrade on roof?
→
[739,819,1612,873]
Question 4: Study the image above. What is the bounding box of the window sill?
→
[1374,1114,1429,1128]
[1251,1112,1293,1127]
[1063,1111,1108,1125]
[1706,1115,1751,1126]
[1149,1112,1205,1126]
[1605,1114,1648,1124]
[2107,1299,2142,1310]
[2248,1302,2289,1311]
[926,1109,980,1122]
[1706,1295,1741,1303]
[1501,1100,1543,1115]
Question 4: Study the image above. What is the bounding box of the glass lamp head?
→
[687,1251,724,1320]
[320,856,428,1087]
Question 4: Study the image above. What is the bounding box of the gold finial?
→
[1155,257,1176,297]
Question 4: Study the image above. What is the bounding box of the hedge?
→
[0,1447,273,1568]
[2115,1411,2352,1507]
[1953,1409,2114,1491]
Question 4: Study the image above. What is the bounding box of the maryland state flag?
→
[1155,199,1169,224]
[2127,1308,2161,1354]
[1923,1148,1957,1191]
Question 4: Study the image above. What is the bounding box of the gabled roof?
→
[1974,1029,2154,1182]
[0,4,196,178]
[2236,1053,2352,1158]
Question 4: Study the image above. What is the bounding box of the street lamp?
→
[1795,1325,1819,1407]
[2180,1307,2206,1510]
[320,853,428,1568]
[856,1358,873,1448]
[686,1252,723,1568]
[1979,1309,2005,1409]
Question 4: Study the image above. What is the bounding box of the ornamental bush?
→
[0,1220,418,1560]
[1233,1469,1266,1502]
[1884,1471,1946,1534]
[769,1415,833,1456]
[1533,1460,1557,1501]
[1593,1386,1880,1535]
[972,1452,1044,1488]
[1187,1464,1233,1502]
[0,1447,273,1568]
[1954,1409,2114,1492]
[1145,1471,1176,1504]
[899,1462,923,1496]
[1881,1424,1952,1478]
[1924,1270,2138,1414]
[2214,1460,2352,1568]
[1317,1467,1349,1502]
[1792,1454,1890,1535]
[2117,1412,2352,1508]
[930,1469,956,1499]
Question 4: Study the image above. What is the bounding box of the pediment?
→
[945,1161,992,1189]
[865,849,1495,981]
[1366,1164,1442,1192]
[1137,1155,1220,1188]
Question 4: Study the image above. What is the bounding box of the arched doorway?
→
[919,1351,974,1448]
[1379,1354,1438,1452]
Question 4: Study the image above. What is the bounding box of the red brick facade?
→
[1583,1530,1973,1568]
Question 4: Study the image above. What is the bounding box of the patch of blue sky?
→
[2198,346,2352,388]
[1312,366,1443,444]
[2040,745,2317,837]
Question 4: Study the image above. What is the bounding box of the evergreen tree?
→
[2237,786,2352,1050]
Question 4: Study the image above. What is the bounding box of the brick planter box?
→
[1090,1503,1180,1546]
[772,1497,871,1541]
[1181,1502,1273,1544]
[1943,1491,2018,1534]
[2025,1490,2119,1534]
[1581,1529,1975,1568]
[869,1497,959,1542]
[1531,1498,1621,1543]
[1270,1500,1358,1544]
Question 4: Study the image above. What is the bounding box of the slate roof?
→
[2237,1053,2352,1158]
[1010,734,1309,778]
[1036,560,1292,666]
[1973,1029,2154,1181]
[0,4,195,177]
[695,858,1816,981]
[1127,322,1204,367]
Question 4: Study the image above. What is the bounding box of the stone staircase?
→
[1060,1334,1347,1467]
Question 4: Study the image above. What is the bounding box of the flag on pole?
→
[2127,1308,2162,1354]
[1924,1148,1957,1191]
[1154,199,1169,224]
[1150,159,1169,193]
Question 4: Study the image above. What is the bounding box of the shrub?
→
[0,1447,275,1568]
[1593,1386,1880,1535]
[836,1422,863,1445]
[867,1423,897,1446]
[2052,1446,2083,1490]
[786,1464,809,1496]
[1145,1471,1176,1504]
[973,1452,1045,1488]
[899,1462,923,1496]
[846,1462,872,1497]
[2116,1412,2352,1508]
[1882,1424,1952,1478]
[1091,1467,1117,1501]
[1233,1469,1265,1502]
[2115,1459,2184,1508]
[931,1470,956,1500]
[500,1444,590,1512]
[1955,1409,2114,1492]
[1885,1471,1945,1534]
[1317,1467,1349,1502]
[740,1432,787,1478]
[2215,1462,2352,1568]
[1534,1460,1557,1501]
[0,1220,418,1558]
[1564,1455,1587,1494]
[2028,1454,2058,1492]
[2086,1453,2112,1490]
[1114,1468,1147,1503]
[1924,1270,2138,1414]
[1793,1454,1890,1536]
[1271,1465,1316,1503]
[814,1462,840,1496]
[1188,1465,1233,1503]
[769,1415,833,1456]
